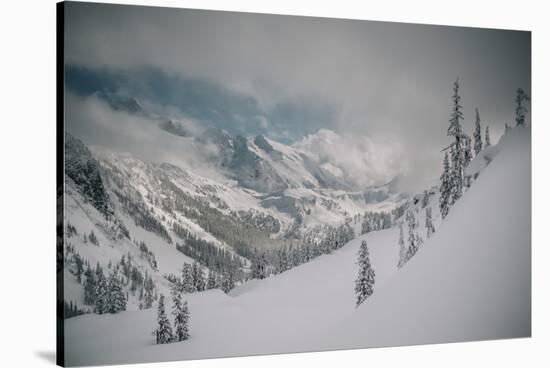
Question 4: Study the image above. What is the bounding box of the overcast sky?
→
[64,2,531,190]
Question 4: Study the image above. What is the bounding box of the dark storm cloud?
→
[64,2,530,190]
[64,64,337,142]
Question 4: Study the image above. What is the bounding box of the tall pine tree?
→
[107,271,126,314]
[251,251,267,279]
[439,152,451,219]
[397,222,406,268]
[221,268,235,293]
[355,240,376,307]
[425,207,435,239]
[515,88,530,127]
[206,270,217,290]
[485,126,491,149]
[191,262,205,292]
[181,263,197,294]
[463,135,473,189]
[83,264,95,306]
[172,291,190,342]
[93,264,108,314]
[464,135,472,167]
[404,211,421,264]
[446,78,466,205]
[473,108,483,156]
[155,294,173,344]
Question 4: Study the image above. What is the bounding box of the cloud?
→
[295,129,407,188]
[63,2,531,191]
[65,91,224,181]
[65,64,338,143]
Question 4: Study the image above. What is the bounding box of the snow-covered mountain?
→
[62,124,409,315]
[64,125,530,366]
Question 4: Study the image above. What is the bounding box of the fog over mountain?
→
[64,2,530,191]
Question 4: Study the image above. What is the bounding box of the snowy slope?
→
[63,176,196,310]
[65,227,400,366]
[64,126,530,366]
[317,126,531,349]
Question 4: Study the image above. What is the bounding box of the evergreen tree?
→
[463,136,473,189]
[143,275,155,309]
[206,270,217,290]
[355,240,376,307]
[421,190,429,208]
[397,222,406,268]
[74,255,84,283]
[404,211,420,264]
[107,271,127,313]
[446,78,466,204]
[485,126,491,149]
[251,251,267,279]
[473,108,483,156]
[191,262,205,292]
[277,247,289,274]
[172,291,190,342]
[215,272,224,290]
[425,207,435,239]
[155,294,173,344]
[88,231,99,246]
[181,263,197,294]
[464,135,473,167]
[83,264,95,305]
[221,269,235,293]
[439,152,451,219]
[93,263,108,314]
[515,88,530,127]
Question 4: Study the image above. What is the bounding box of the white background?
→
[0,0,548,367]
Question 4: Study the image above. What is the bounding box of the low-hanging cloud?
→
[295,129,408,188]
[65,91,225,181]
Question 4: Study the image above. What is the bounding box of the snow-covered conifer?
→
[88,231,99,246]
[515,88,530,127]
[172,291,190,342]
[181,263,197,294]
[439,152,451,219]
[485,126,491,149]
[397,222,406,268]
[404,211,420,264]
[251,251,267,279]
[143,276,155,309]
[191,262,205,292]
[355,240,376,307]
[473,108,483,156]
[155,294,173,344]
[425,207,435,239]
[221,269,235,293]
[446,78,466,203]
[463,135,473,189]
[93,264,109,314]
[107,271,126,314]
[83,264,95,305]
[206,270,217,290]
[421,190,429,208]
[464,135,472,167]
[277,247,289,274]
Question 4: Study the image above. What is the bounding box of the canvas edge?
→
[56,1,66,367]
